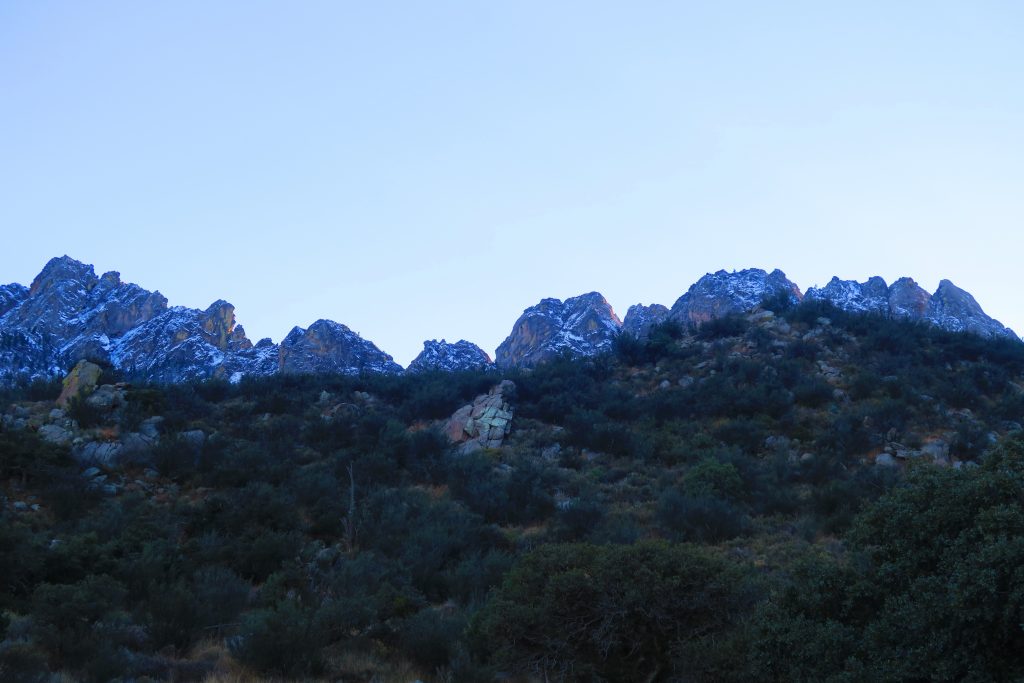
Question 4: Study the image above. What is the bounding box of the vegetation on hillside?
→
[3,300,1024,681]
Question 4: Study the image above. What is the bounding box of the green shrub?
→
[232,599,323,676]
[473,541,754,681]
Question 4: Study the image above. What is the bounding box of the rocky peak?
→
[28,255,97,297]
[888,278,932,319]
[797,275,1015,340]
[198,300,250,351]
[495,292,622,369]
[1,256,410,384]
[805,276,890,314]
[9,256,168,341]
[622,303,670,338]
[279,319,402,376]
[926,280,1016,339]
[670,268,802,326]
[407,339,493,373]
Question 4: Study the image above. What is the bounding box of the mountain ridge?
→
[0,256,1017,384]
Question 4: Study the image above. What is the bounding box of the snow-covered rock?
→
[495,292,622,369]
[925,279,1016,339]
[806,276,1015,339]
[621,303,670,338]
[0,283,28,317]
[805,276,890,314]
[407,339,493,373]
[669,268,803,326]
[0,256,403,384]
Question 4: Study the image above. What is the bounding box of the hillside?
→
[3,297,1024,681]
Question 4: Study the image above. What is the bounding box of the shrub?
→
[232,599,323,676]
[473,541,754,681]
[657,490,747,542]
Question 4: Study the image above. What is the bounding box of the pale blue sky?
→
[2,1,1022,365]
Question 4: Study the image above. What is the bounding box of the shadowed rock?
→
[279,320,402,376]
[622,304,670,338]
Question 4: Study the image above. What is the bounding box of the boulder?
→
[85,384,125,410]
[73,441,125,467]
[180,430,207,449]
[138,416,164,440]
[38,424,73,446]
[57,360,103,407]
[875,453,898,467]
[920,440,950,465]
[444,380,515,452]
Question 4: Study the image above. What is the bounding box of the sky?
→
[1,1,1022,366]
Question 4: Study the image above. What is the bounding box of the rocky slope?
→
[495,292,621,369]
[407,339,493,373]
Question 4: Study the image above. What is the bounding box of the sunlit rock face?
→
[622,303,670,338]
[407,339,493,373]
[495,292,622,369]
[279,319,402,376]
[805,276,890,314]
[109,301,260,383]
[668,269,803,327]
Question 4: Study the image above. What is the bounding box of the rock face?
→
[0,283,27,317]
[1,256,1018,383]
[621,304,670,338]
[444,380,515,453]
[925,280,1016,339]
[806,276,1015,339]
[495,292,622,369]
[0,257,170,383]
[279,320,401,376]
[805,276,890,314]
[668,269,803,327]
[888,277,932,320]
[0,256,403,384]
[57,360,103,407]
[407,339,493,373]
[109,301,257,383]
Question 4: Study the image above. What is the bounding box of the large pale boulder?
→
[57,360,103,407]
[444,380,515,452]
